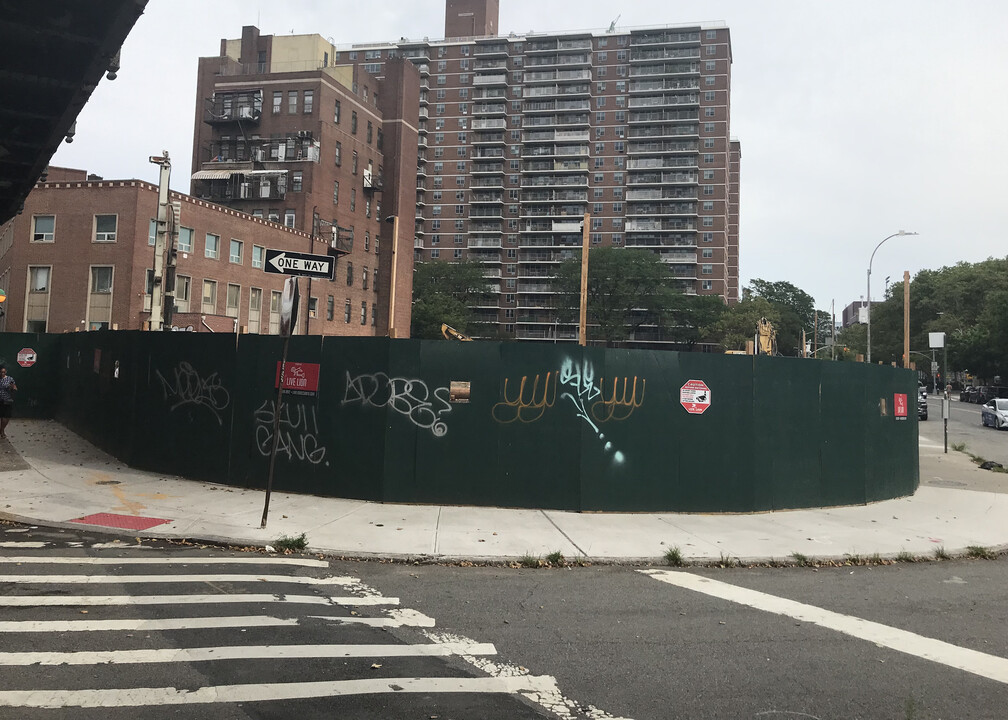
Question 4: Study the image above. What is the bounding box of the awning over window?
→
[190,169,237,180]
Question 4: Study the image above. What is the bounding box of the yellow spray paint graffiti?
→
[491,372,557,423]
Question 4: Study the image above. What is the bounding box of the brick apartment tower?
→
[196,2,741,344]
[190,26,419,337]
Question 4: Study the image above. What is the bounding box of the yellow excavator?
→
[441,323,473,341]
[756,317,777,356]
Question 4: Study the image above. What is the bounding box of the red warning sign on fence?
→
[894,393,908,419]
[680,379,711,415]
[17,348,36,368]
[275,362,320,396]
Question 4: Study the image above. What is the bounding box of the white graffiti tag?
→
[155,362,231,425]
[559,358,625,464]
[343,372,451,437]
[254,400,327,466]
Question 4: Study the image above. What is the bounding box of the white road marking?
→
[0,609,435,633]
[0,573,355,586]
[0,676,560,708]
[0,641,496,666]
[310,609,436,628]
[0,542,47,549]
[642,569,1008,685]
[0,594,398,608]
[88,543,153,549]
[0,556,329,567]
[2,528,30,533]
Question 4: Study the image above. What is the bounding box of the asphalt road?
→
[922,395,1008,468]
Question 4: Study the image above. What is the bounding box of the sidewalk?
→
[1,419,1006,563]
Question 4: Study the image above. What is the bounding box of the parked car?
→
[977,385,1008,404]
[981,398,1008,429]
[960,385,975,402]
[967,386,982,403]
[918,386,928,420]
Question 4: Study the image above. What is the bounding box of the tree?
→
[665,294,727,350]
[715,296,782,352]
[553,248,678,346]
[742,279,818,356]
[410,261,491,339]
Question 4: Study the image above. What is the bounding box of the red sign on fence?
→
[894,393,908,419]
[680,379,711,415]
[275,362,320,396]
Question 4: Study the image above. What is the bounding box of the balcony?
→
[471,162,504,174]
[628,203,697,216]
[627,157,696,170]
[523,69,592,83]
[474,42,509,57]
[473,74,508,86]
[630,62,699,78]
[628,94,699,109]
[524,84,591,99]
[630,78,699,93]
[626,188,697,201]
[473,103,507,116]
[471,177,504,188]
[627,171,697,185]
[204,94,262,125]
[473,132,506,145]
[472,117,506,130]
[628,140,698,155]
[521,175,588,188]
[625,233,696,248]
[524,113,590,128]
[630,30,701,46]
[469,238,502,248]
[659,251,698,264]
[526,53,591,67]
[474,58,508,70]
[630,48,701,62]
[625,219,697,232]
[628,124,699,140]
[471,192,503,203]
[525,38,591,53]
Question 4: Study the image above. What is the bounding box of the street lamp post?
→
[867,230,917,363]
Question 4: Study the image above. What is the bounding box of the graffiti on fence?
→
[591,375,646,423]
[559,358,626,464]
[343,372,451,437]
[155,361,230,425]
[491,372,557,423]
[254,400,327,466]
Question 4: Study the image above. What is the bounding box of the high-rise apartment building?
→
[197,2,740,343]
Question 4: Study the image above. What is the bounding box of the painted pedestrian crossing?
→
[0,548,563,717]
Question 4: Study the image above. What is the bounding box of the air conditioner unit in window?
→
[238,106,254,119]
[239,182,250,198]
[252,147,264,162]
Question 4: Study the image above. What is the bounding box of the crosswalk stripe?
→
[0,542,47,549]
[641,569,1008,686]
[0,556,329,567]
[0,675,560,708]
[0,641,496,666]
[0,609,436,633]
[0,574,356,586]
[0,594,398,608]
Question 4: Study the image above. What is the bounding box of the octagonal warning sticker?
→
[680,379,711,415]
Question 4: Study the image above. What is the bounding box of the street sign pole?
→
[262,276,298,528]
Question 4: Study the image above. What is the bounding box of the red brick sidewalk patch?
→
[70,513,172,531]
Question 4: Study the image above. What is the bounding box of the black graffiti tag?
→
[155,361,230,425]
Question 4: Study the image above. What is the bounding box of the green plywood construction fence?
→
[4,331,919,512]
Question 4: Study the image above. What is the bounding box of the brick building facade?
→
[0,168,404,335]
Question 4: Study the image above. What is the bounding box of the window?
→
[178,227,193,253]
[362,266,369,290]
[704,138,715,148]
[704,185,714,195]
[205,233,220,259]
[292,172,302,192]
[333,179,340,204]
[707,30,717,39]
[360,301,367,325]
[706,45,716,56]
[303,90,314,113]
[90,266,113,293]
[334,141,342,166]
[705,122,716,132]
[705,107,716,117]
[703,201,714,211]
[372,303,377,327]
[31,215,54,242]
[706,76,716,87]
[226,283,240,317]
[284,210,295,228]
[702,264,713,275]
[351,111,358,133]
[326,295,335,321]
[702,248,714,258]
[352,151,358,174]
[334,99,341,123]
[288,90,297,114]
[94,214,117,242]
[702,280,713,291]
[431,248,440,258]
[202,279,217,313]
[373,268,378,289]
[176,275,191,312]
[29,266,50,292]
[705,91,716,102]
[307,297,318,319]
[703,232,714,242]
[702,217,714,227]
[273,91,282,114]
[344,299,351,323]
[346,261,354,286]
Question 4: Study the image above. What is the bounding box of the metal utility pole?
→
[386,215,400,339]
[902,270,910,368]
[148,152,172,331]
[578,212,590,346]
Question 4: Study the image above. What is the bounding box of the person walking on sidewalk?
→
[0,365,17,438]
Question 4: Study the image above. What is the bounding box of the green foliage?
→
[868,258,1008,379]
[665,294,728,350]
[553,248,679,346]
[410,261,492,339]
[715,296,781,352]
[743,279,818,356]
[273,533,308,552]
[663,545,686,567]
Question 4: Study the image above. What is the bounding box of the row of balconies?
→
[628,94,699,109]
[473,117,506,130]
[473,133,506,144]
[625,234,697,248]
[627,171,698,185]
[629,31,701,46]
[473,104,507,117]
[474,74,508,86]
[524,84,591,99]
[525,38,592,53]
[525,53,590,67]
[626,219,697,232]
[625,188,698,201]
[523,129,590,143]
[521,190,588,202]
[628,124,699,139]
[630,109,699,124]
[630,48,701,62]
[630,62,699,78]
[524,145,589,158]
[522,175,588,187]
[627,156,697,170]
[524,113,590,127]
[628,141,698,155]
[525,99,591,113]
[523,69,592,83]
[630,78,700,93]
[628,203,698,216]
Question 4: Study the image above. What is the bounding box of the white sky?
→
[50,0,1008,313]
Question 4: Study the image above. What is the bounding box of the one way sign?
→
[264,249,335,280]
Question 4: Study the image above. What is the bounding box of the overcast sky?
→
[50,0,1008,313]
